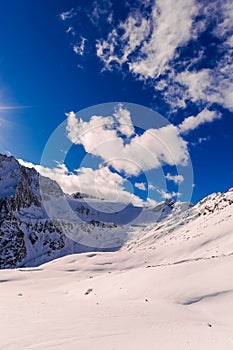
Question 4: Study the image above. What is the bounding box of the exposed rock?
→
[0,155,93,268]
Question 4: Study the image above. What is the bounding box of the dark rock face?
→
[0,154,90,269]
[0,221,26,268]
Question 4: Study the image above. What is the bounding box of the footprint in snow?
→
[85,288,93,295]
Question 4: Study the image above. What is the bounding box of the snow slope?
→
[0,188,233,349]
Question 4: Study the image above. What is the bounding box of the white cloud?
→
[145,197,158,207]
[66,26,75,36]
[158,2,233,112]
[198,137,208,144]
[18,159,144,206]
[96,0,197,78]
[135,182,147,191]
[113,104,135,138]
[66,108,189,176]
[129,0,197,79]
[174,61,233,112]
[156,188,181,200]
[73,166,144,205]
[59,9,76,21]
[73,37,87,56]
[94,1,233,115]
[175,69,210,104]
[226,34,233,48]
[191,136,210,147]
[59,1,233,125]
[165,173,184,184]
[89,0,113,26]
[179,109,221,134]
[96,14,150,70]
[66,110,122,157]
[60,1,233,117]
[18,160,75,193]
[212,0,233,42]
[148,183,156,190]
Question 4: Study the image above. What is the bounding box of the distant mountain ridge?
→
[0,153,232,269]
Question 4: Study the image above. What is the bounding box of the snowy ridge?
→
[124,187,233,267]
[0,153,232,271]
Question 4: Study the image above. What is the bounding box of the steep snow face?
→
[0,154,42,209]
[0,154,21,199]
[124,188,233,267]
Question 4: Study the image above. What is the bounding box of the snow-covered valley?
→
[0,154,233,349]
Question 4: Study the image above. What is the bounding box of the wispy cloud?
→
[178,109,222,134]
[96,0,197,78]
[59,9,76,21]
[0,105,30,110]
[165,173,184,184]
[66,26,75,36]
[94,0,233,115]
[190,136,210,147]
[135,182,147,191]
[73,37,87,56]
[59,1,233,117]
[89,0,113,26]
[173,62,233,112]
[96,13,151,70]
[148,183,156,191]
[156,188,181,200]
[148,182,182,199]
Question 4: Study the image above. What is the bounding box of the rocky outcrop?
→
[0,155,91,268]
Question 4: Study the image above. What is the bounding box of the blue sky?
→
[0,0,232,205]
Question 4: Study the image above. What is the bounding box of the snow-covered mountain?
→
[1,153,233,349]
[0,185,233,349]
[0,153,232,271]
[0,154,184,268]
[0,154,89,268]
[124,187,233,266]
